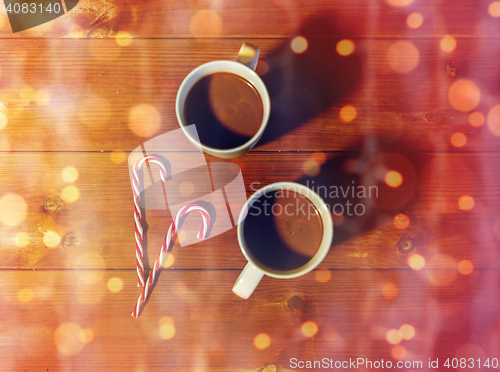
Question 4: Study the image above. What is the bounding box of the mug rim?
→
[237,181,334,279]
[175,60,271,156]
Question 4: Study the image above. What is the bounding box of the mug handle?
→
[236,43,260,71]
[232,262,264,299]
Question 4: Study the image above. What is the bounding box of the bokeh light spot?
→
[43,231,61,249]
[386,0,414,6]
[336,39,355,56]
[159,316,176,340]
[489,1,500,17]
[54,323,84,356]
[391,345,407,360]
[61,185,80,203]
[458,195,474,211]
[441,35,457,53]
[18,288,34,302]
[407,12,423,28]
[190,10,223,38]
[79,329,94,344]
[107,277,124,293]
[457,259,474,275]
[450,132,467,148]
[0,193,28,227]
[487,104,500,137]
[448,79,480,112]
[254,333,271,349]
[303,160,320,177]
[399,324,415,340]
[256,60,269,76]
[110,149,126,164]
[20,85,37,102]
[15,232,30,248]
[387,41,419,73]
[393,213,410,229]
[408,254,425,270]
[339,105,357,122]
[469,111,485,127]
[62,166,79,183]
[342,159,358,174]
[315,269,331,283]
[0,112,7,129]
[35,89,50,106]
[128,104,162,137]
[291,36,308,54]
[382,283,398,299]
[386,329,402,344]
[332,211,344,226]
[115,31,132,47]
[301,321,319,338]
[163,253,175,269]
[385,170,403,188]
[311,152,326,165]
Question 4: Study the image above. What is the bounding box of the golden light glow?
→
[0,15,5,29]
[159,316,176,340]
[20,85,37,102]
[110,149,126,164]
[303,160,320,177]
[448,79,480,112]
[399,324,415,340]
[382,283,398,299]
[458,195,474,211]
[386,329,402,344]
[457,259,474,275]
[128,104,162,137]
[35,89,50,106]
[450,132,467,148]
[18,288,34,302]
[54,323,85,356]
[62,166,79,183]
[408,254,425,270]
[253,333,271,349]
[190,10,223,38]
[488,1,500,17]
[407,12,423,29]
[291,36,308,54]
[391,345,407,360]
[315,269,331,283]
[336,39,355,56]
[115,31,133,47]
[393,213,410,229]
[0,112,8,129]
[440,35,457,53]
[386,0,414,6]
[262,365,277,372]
[107,277,124,293]
[339,105,357,122]
[301,321,319,338]
[469,111,485,127]
[311,152,326,165]
[61,185,80,203]
[163,253,175,269]
[0,193,28,227]
[387,41,419,73]
[487,104,500,137]
[43,231,61,248]
[385,170,403,188]
[179,181,194,197]
[78,329,94,344]
[15,232,30,248]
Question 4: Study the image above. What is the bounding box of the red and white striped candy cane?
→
[132,204,210,318]
[133,155,168,287]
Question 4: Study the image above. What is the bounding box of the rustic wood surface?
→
[0,1,499,371]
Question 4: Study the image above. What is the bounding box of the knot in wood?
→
[44,195,65,214]
[398,237,416,253]
[287,295,305,312]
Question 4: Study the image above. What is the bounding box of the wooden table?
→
[1,0,499,370]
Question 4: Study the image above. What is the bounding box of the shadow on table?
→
[258,13,362,146]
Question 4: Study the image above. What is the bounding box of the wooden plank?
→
[1,0,500,39]
[1,38,500,152]
[1,152,499,270]
[1,269,498,371]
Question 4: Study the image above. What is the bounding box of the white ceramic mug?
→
[233,182,334,299]
[175,44,271,159]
